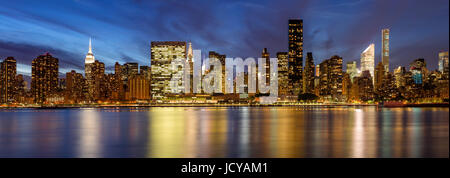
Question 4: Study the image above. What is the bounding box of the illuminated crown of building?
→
[187,42,193,62]
[85,38,95,64]
[360,43,375,82]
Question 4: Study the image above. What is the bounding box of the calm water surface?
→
[0,107,448,158]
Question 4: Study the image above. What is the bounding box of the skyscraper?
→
[85,38,96,100]
[353,71,374,101]
[31,53,59,104]
[319,55,343,101]
[346,61,358,83]
[262,48,270,86]
[150,41,186,101]
[0,57,17,103]
[361,44,375,83]
[187,42,194,93]
[382,29,390,72]
[65,70,86,103]
[375,62,385,92]
[90,60,105,101]
[439,51,449,79]
[303,52,315,94]
[209,51,226,94]
[277,52,289,96]
[288,19,303,96]
[410,58,427,85]
[394,66,406,88]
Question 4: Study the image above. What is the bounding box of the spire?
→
[89,37,92,53]
[85,37,95,64]
[188,42,193,62]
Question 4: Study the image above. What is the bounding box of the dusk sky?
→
[0,0,448,76]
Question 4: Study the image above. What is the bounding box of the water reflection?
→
[78,109,101,158]
[0,107,448,158]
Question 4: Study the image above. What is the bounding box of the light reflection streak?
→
[352,108,365,158]
[78,109,101,158]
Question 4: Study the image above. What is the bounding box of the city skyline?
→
[0,0,449,76]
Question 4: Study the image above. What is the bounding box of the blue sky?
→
[0,0,448,76]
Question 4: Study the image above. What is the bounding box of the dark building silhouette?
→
[303,52,315,94]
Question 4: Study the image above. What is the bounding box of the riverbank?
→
[0,103,448,109]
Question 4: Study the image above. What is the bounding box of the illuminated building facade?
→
[209,51,226,94]
[127,74,150,101]
[288,19,303,96]
[31,53,59,104]
[85,38,96,99]
[375,62,385,92]
[394,66,406,88]
[439,51,449,79]
[410,58,427,85]
[346,61,358,83]
[342,73,352,101]
[0,57,17,103]
[303,52,315,94]
[382,29,390,72]
[65,70,86,103]
[353,70,374,102]
[15,74,27,103]
[262,48,270,86]
[361,44,375,83]
[319,55,343,101]
[151,41,186,101]
[90,60,105,101]
[277,52,289,96]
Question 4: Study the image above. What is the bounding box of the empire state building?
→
[85,38,96,101]
[85,38,95,64]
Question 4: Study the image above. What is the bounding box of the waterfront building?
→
[375,62,385,92]
[352,70,374,102]
[65,70,86,103]
[303,52,315,94]
[187,42,194,94]
[382,29,390,72]
[151,41,186,101]
[31,53,59,104]
[85,38,96,100]
[410,58,427,85]
[288,19,303,96]
[127,74,151,101]
[346,61,358,82]
[140,66,151,81]
[277,52,289,96]
[361,44,375,84]
[319,55,343,101]
[15,74,27,103]
[394,66,406,88]
[439,51,449,79]
[342,73,352,102]
[209,51,226,94]
[262,48,270,87]
[114,62,125,101]
[0,57,16,103]
[91,60,106,101]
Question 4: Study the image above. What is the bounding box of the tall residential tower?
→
[382,29,390,72]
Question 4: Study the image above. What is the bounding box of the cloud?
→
[0,40,85,75]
